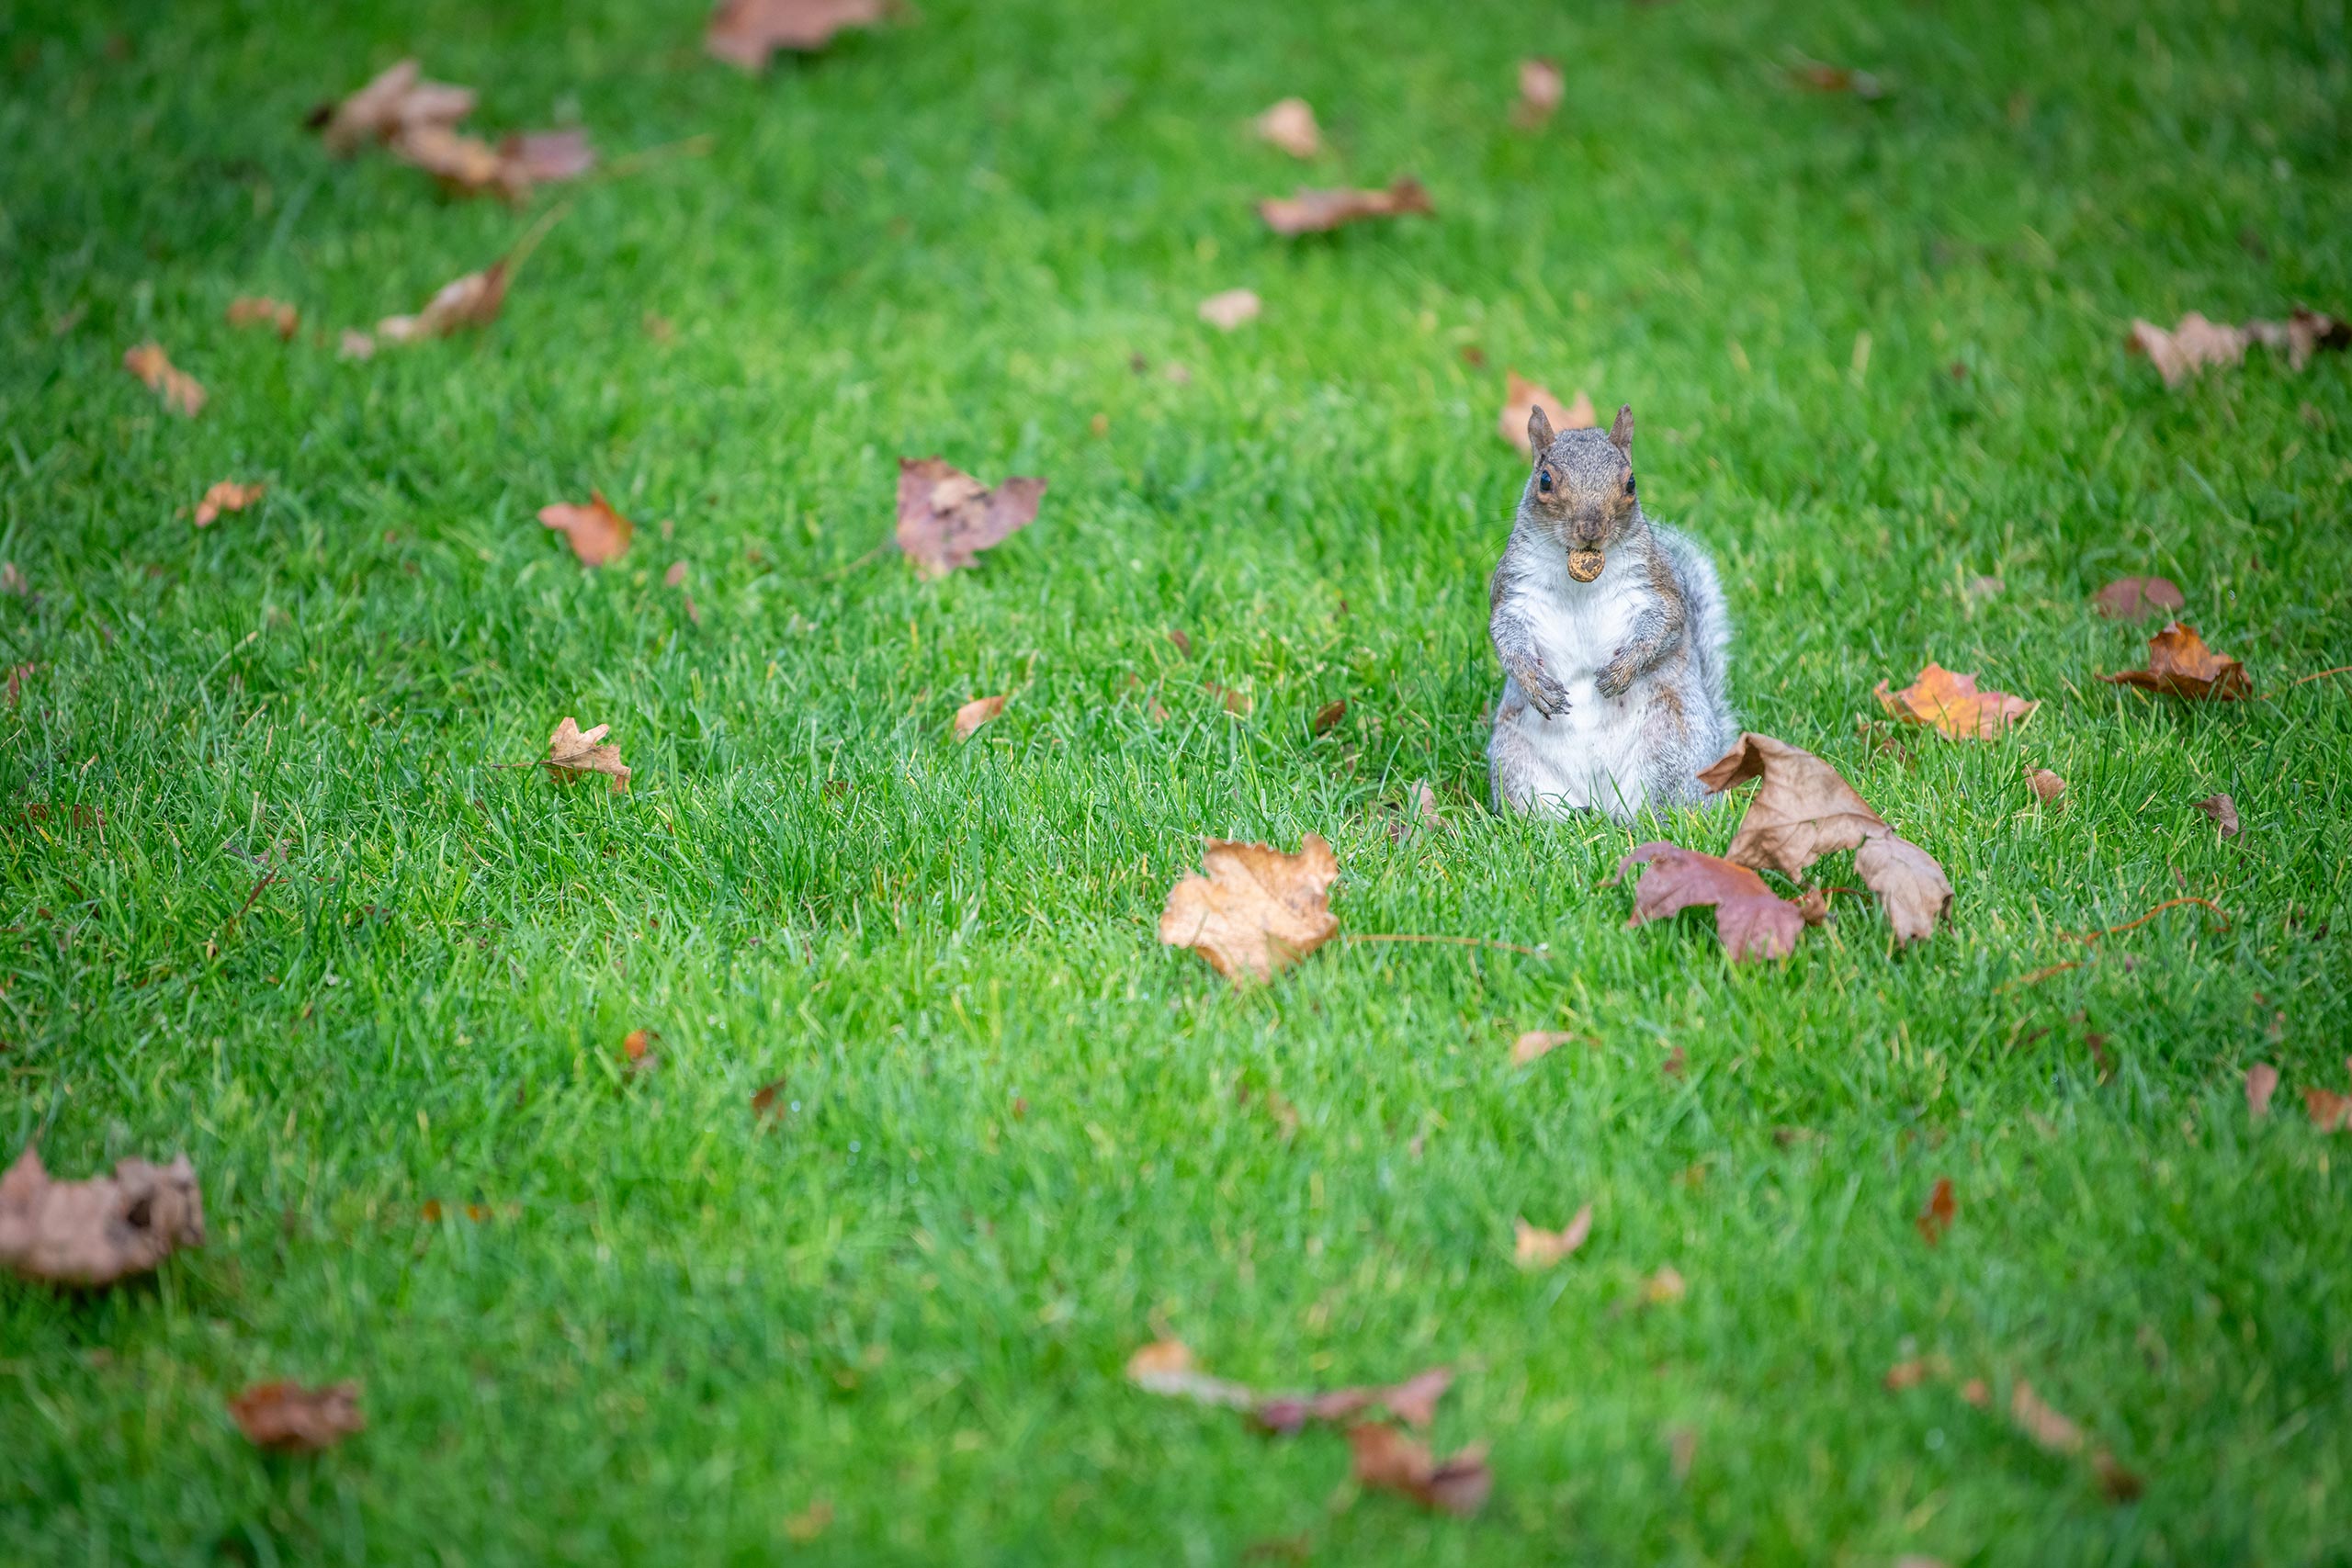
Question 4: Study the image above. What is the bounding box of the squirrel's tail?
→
[1661,525,1736,751]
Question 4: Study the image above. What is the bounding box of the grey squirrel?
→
[1487,402,1735,821]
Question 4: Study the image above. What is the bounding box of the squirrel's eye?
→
[1624,476,1636,497]
[1537,470,1553,493]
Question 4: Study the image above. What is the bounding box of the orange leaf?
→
[544,716,630,794]
[226,297,300,338]
[538,491,633,567]
[953,694,1005,741]
[1875,662,2038,739]
[1158,836,1339,984]
[2099,622,2250,701]
[122,343,205,416]
[228,1380,364,1452]
[194,480,265,527]
[1498,372,1593,450]
[1513,1204,1593,1269]
[1915,1175,1955,1246]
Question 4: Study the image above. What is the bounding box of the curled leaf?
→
[1618,841,1804,962]
[2195,793,2240,837]
[0,1146,206,1287]
[953,694,1005,740]
[2027,768,2066,804]
[1695,732,1883,878]
[195,480,265,527]
[707,0,887,70]
[1258,177,1432,237]
[2093,576,2184,620]
[2099,622,2250,701]
[378,260,508,343]
[1510,1030,1577,1067]
[894,457,1046,578]
[311,60,475,155]
[1514,1204,1592,1269]
[1499,372,1593,449]
[1875,662,2037,739]
[228,1380,365,1452]
[1125,1339,1258,1409]
[1256,1366,1454,1436]
[538,492,634,567]
[2129,308,2347,387]
[545,716,630,794]
[1854,833,1953,943]
[1915,1176,1955,1246]
[1159,836,1339,983]
[1252,97,1320,158]
[1345,1423,1492,1516]
[123,343,205,416]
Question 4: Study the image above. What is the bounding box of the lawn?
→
[3,0,2349,1562]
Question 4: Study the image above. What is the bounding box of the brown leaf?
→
[707,0,887,69]
[2306,1088,2352,1133]
[0,1145,206,1287]
[2129,308,2348,387]
[1256,1366,1454,1435]
[1641,1265,1687,1305]
[664,560,690,588]
[1512,59,1564,129]
[1391,779,1446,842]
[1883,1354,1951,1391]
[2092,576,2185,620]
[1311,698,1346,735]
[1855,833,1954,943]
[1125,1338,1258,1409]
[1159,836,1339,983]
[1344,1424,1492,1516]
[2245,1062,2278,1118]
[1510,1030,1577,1067]
[545,716,630,794]
[1696,733,1885,879]
[752,1077,789,1122]
[2099,622,2250,701]
[2194,794,2240,836]
[390,125,594,200]
[1198,288,1261,331]
[226,297,300,338]
[378,259,509,342]
[122,343,206,416]
[538,491,634,567]
[1258,177,1433,237]
[621,1028,654,1066]
[312,60,476,155]
[1791,61,1885,97]
[1205,682,1253,716]
[495,130,596,194]
[2249,307,2352,370]
[953,694,1005,740]
[1252,97,1320,158]
[1959,1377,1991,1408]
[1616,841,1804,962]
[1498,372,1594,450]
[194,480,265,527]
[1874,662,2038,739]
[1915,1176,1955,1246]
[2027,767,2066,804]
[894,457,1046,578]
[228,1380,364,1452]
[2008,1379,2085,1455]
[1166,627,1193,658]
[389,122,503,187]
[1514,1204,1593,1269]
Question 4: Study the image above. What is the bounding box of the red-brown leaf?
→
[1874,662,2038,739]
[1344,1423,1492,1516]
[1617,841,1803,962]
[2099,622,2250,701]
[707,0,887,70]
[1915,1176,1955,1246]
[538,492,634,567]
[1258,177,1433,236]
[2092,576,2184,620]
[228,1380,365,1452]
[894,457,1046,578]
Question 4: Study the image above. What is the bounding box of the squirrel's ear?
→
[1607,403,1634,453]
[1526,403,1555,459]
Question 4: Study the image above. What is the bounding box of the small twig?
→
[2287,665,2352,689]
[502,199,573,285]
[205,871,283,958]
[820,540,892,582]
[2003,961,2081,991]
[601,134,716,182]
[1343,933,1551,959]
[2058,897,2229,943]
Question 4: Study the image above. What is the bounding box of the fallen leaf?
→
[2099,622,2250,701]
[621,1028,653,1066]
[1159,835,1340,984]
[1883,1354,1951,1391]
[338,330,377,360]
[2093,576,2185,620]
[226,297,300,338]
[1510,1030,1577,1067]
[538,491,633,567]
[228,1380,364,1452]
[1661,1043,1687,1077]
[2245,1063,2278,1118]
[1791,60,1885,97]
[493,129,595,194]
[122,343,205,416]
[1252,97,1320,158]
[378,260,509,342]
[664,560,690,588]
[707,0,887,69]
[1960,1377,1991,1408]
[0,1145,206,1287]
[1255,1366,1454,1435]
[1166,628,1193,658]
[2027,767,2066,804]
[545,716,630,794]
[390,124,594,200]
[1204,682,1253,716]
[1198,288,1261,331]
[752,1077,789,1122]
[1512,59,1564,129]
[1874,662,2038,739]
[1125,1339,1257,1409]
[1617,841,1804,962]
[1499,372,1594,449]
[2008,1379,2085,1454]
[1258,176,1432,237]
[311,59,476,155]
[784,1500,833,1543]
[2128,308,2348,388]
[1390,780,1446,843]
[1916,1176,1955,1246]
[2306,1087,2352,1133]
[2194,794,2240,837]
[1311,698,1346,735]
[1514,1204,1593,1269]
[954,694,1006,740]
[894,457,1046,578]
[1344,1424,1492,1516]
[1641,1265,1687,1305]
[1854,834,1955,944]
[194,480,265,527]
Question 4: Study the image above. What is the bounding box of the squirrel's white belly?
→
[1509,589,1651,813]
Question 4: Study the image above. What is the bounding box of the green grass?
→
[4,0,2349,1562]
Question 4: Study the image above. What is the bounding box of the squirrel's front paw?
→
[1523,670,1570,718]
[1595,654,1636,699]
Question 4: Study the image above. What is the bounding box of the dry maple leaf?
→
[1854,834,1954,944]
[2306,1087,2352,1134]
[1514,1204,1593,1269]
[1915,1176,1955,1246]
[894,457,1046,578]
[1311,698,1346,735]
[2245,1062,2279,1118]
[1345,1424,1492,1517]
[1253,97,1321,158]
[1198,288,1261,331]
[545,716,630,794]
[122,343,205,416]
[226,297,300,338]
[1159,835,1340,984]
[0,1145,206,1287]
[1256,1366,1454,1436]
[707,0,887,70]
[2129,308,2347,387]
[194,480,265,528]
[1258,176,1433,237]
[228,1380,365,1452]
[2027,767,2066,804]
[2099,622,2250,701]
[392,124,594,200]
[1695,733,1883,877]
[1510,1029,1577,1067]
[2093,576,2185,620]
[1875,662,2038,739]
[1513,59,1565,129]
[538,491,633,567]
[1499,372,1594,449]
[311,60,475,155]
[378,260,509,343]
[954,694,1005,740]
[1617,841,1804,962]
[2195,793,2240,837]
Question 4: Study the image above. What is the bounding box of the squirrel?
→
[1486,401,1735,821]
